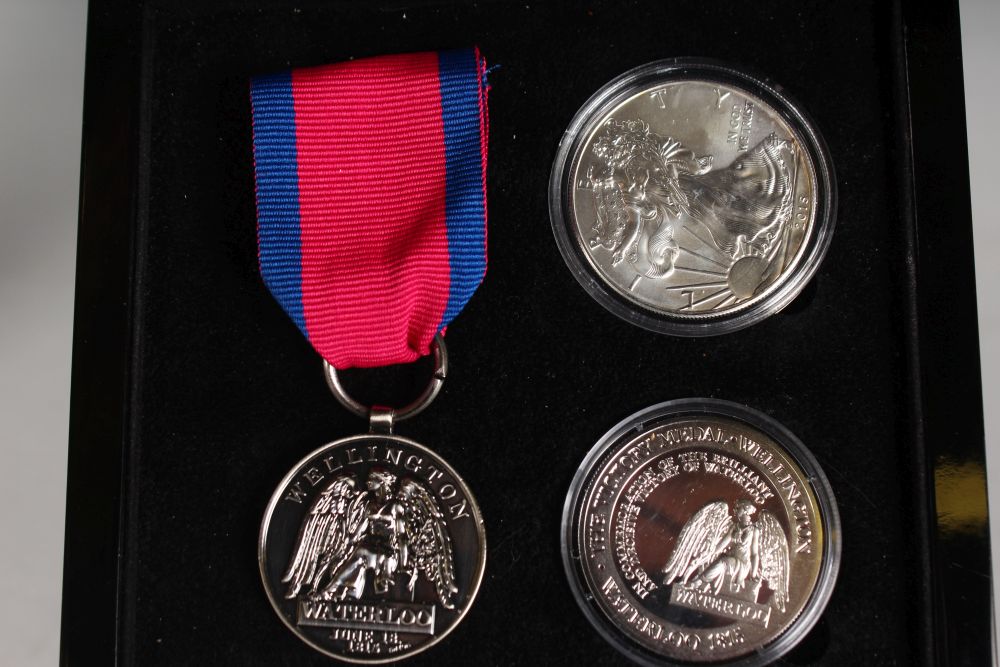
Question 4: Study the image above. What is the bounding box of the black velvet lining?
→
[125,1,924,664]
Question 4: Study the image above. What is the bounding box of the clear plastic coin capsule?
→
[561,399,841,666]
[549,60,836,335]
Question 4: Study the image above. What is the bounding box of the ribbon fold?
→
[251,48,489,369]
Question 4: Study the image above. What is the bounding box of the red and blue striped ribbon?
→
[250,49,489,369]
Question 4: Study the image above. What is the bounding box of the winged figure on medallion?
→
[661,499,790,612]
[282,470,459,609]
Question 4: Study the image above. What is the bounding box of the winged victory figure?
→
[660,500,790,612]
[281,469,459,609]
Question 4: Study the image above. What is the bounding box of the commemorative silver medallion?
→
[562,399,840,665]
[550,61,835,335]
[260,338,486,663]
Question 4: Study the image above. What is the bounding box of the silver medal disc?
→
[562,399,840,665]
[550,60,835,335]
[260,434,486,663]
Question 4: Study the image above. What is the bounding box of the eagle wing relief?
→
[281,476,369,600]
[399,479,459,610]
[661,501,734,586]
[755,511,791,612]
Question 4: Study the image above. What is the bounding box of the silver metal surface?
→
[570,83,814,318]
[324,333,448,423]
[260,434,485,663]
[562,399,840,665]
[551,61,835,335]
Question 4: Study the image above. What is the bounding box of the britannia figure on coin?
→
[586,119,797,301]
[282,469,459,608]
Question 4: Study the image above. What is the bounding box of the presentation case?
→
[62,0,991,664]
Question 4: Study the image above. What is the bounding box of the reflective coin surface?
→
[260,435,485,663]
[562,400,839,665]
[551,61,834,335]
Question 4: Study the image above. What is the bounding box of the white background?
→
[0,0,996,664]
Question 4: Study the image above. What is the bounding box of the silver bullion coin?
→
[563,400,840,665]
[259,435,486,663]
[551,62,834,334]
